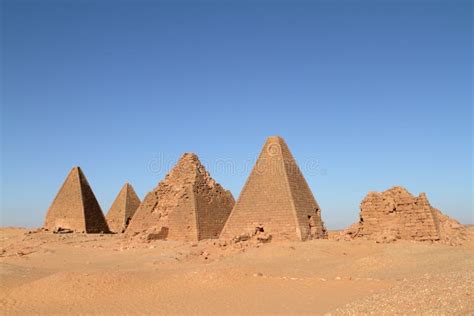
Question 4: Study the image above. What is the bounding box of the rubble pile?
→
[344,186,466,245]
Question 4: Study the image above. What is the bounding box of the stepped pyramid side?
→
[220,136,326,241]
[106,183,141,233]
[126,153,235,241]
[44,167,110,233]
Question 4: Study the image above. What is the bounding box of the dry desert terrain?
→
[1,227,473,315]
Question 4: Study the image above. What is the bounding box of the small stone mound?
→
[343,186,466,245]
[125,153,235,241]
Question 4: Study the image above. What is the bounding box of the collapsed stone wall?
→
[125,153,234,241]
[344,186,466,244]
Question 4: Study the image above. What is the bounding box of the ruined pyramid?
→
[106,183,141,233]
[344,186,466,244]
[126,153,235,241]
[44,166,110,233]
[220,136,327,241]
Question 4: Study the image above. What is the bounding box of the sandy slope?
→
[1,227,473,315]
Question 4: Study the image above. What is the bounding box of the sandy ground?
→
[1,227,473,315]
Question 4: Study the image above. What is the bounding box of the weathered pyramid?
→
[44,166,110,233]
[126,153,235,241]
[220,136,327,241]
[106,183,141,233]
[344,186,466,244]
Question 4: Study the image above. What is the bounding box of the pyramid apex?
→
[180,152,200,161]
[262,136,289,157]
[68,166,83,178]
[163,152,209,186]
[266,135,285,142]
[123,182,136,192]
[174,152,203,169]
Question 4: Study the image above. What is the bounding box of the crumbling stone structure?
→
[345,186,466,244]
[44,166,110,233]
[126,153,235,241]
[106,183,141,233]
[220,136,327,241]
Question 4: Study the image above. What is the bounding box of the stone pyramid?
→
[44,166,110,233]
[106,183,141,233]
[344,186,466,244]
[126,153,235,241]
[220,136,327,241]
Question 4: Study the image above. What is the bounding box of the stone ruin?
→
[106,183,141,233]
[125,153,235,241]
[220,136,327,241]
[344,186,466,244]
[43,146,465,245]
[44,166,110,233]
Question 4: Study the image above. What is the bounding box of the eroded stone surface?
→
[344,186,466,244]
[126,153,235,241]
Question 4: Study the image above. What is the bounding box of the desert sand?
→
[1,227,473,315]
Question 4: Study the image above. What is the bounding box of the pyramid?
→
[344,186,466,244]
[106,183,141,233]
[126,153,235,241]
[44,166,110,233]
[220,136,327,241]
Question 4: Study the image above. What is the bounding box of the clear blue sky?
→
[1,0,472,229]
